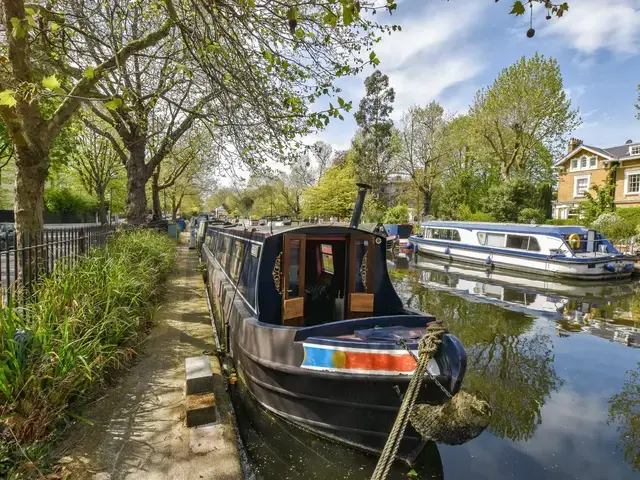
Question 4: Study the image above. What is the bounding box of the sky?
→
[306,0,640,153]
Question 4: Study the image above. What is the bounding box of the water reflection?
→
[395,273,562,442]
[389,253,640,349]
[231,380,445,479]
[609,362,640,471]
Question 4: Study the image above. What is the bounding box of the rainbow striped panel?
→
[301,343,418,375]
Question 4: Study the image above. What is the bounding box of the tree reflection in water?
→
[404,279,562,442]
[609,362,640,471]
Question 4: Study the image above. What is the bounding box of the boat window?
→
[230,240,244,280]
[287,238,302,297]
[354,238,370,293]
[221,236,231,268]
[321,244,334,274]
[426,228,460,241]
[478,232,505,248]
[505,235,541,252]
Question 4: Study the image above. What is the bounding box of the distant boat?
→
[201,186,467,464]
[408,221,635,280]
[384,223,414,248]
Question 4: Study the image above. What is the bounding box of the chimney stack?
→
[568,137,582,153]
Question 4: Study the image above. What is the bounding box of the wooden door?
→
[282,234,306,326]
[348,233,374,319]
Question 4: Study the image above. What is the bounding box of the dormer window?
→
[630,145,640,156]
[570,155,597,171]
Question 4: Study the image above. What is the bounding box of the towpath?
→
[55,239,243,480]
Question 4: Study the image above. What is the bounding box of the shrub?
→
[456,204,495,222]
[545,217,583,226]
[483,177,540,222]
[383,204,409,224]
[591,213,636,243]
[45,187,97,215]
[616,207,640,228]
[518,208,546,224]
[0,229,175,473]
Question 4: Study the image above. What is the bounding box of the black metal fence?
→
[1,225,122,307]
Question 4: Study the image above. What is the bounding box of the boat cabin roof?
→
[421,221,592,237]
[209,222,385,243]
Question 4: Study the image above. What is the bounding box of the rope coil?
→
[371,321,491,480]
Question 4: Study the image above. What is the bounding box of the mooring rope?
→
[370,321,447,480]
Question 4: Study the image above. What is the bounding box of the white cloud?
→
[543,0,640,56]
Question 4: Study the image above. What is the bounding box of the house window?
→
[624,170,640,195]
[570,155,597,171]
[630,145,640,156]
[574,175,590,197]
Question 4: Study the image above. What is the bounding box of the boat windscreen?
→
[397,225,413,238]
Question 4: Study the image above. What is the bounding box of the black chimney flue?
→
[350,183,371,229]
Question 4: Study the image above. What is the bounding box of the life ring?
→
[567,233,581,250]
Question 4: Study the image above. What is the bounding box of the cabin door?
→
[282,234,306,326]
[347,233,374,319]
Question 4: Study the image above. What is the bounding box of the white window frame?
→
[624,169,640,195]
[569,155,598,172]
[630,145,640,156]
[573,174,591,198]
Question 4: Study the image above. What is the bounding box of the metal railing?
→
[1,225,122,307]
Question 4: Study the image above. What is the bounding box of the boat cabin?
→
[204,224,404,327]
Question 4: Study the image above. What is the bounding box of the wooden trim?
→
[350,293,374,313]
[283,297,304,325]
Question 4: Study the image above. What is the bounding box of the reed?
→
[0,229,176,476]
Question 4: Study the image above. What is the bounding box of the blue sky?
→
[308,0,640,153]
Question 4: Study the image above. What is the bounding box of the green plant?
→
[456,204,495,222]
[483,177,543,223]
[580,167,616,223]
[382,204,409,224]
[616,207,640,228]
[44,187,97,215]
[518,208,546,224]
[0,229,175,475]
[545,218,583,226]
[591,213,636,243]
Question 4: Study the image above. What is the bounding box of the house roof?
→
[554,141,640,167]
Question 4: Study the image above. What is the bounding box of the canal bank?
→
[55,241,243,480]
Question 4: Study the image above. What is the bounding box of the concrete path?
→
[56,240,243,480]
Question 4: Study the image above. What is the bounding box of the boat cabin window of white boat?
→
[505,234,541,252]
[424,228,461,241]
[477,232,505,247]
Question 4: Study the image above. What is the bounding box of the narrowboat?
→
[409,221,635,280]
[384,223,414,248]
[201,186,467,463]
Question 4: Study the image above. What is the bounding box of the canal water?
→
[231,252,640,479]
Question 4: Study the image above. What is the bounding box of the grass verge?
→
[0,229,176,478]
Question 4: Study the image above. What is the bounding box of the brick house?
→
[552,138,640,219]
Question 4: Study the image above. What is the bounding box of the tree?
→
[396,103,452,217]
[580,166,616,223]
[609,363,640,471]
[352,70,396,201]
[303,155,357,220]
[382,204,408,224]
[469,53,580,181]
[0,1,174,236]
[71,129,122,224]
[312,141,332,185]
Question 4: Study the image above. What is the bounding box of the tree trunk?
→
[15,146,48,236]
[422,188,432,218]
[151,166,162,220]
[125,146,150,224]
[97,188,107,225]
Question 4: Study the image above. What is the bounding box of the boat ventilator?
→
[371,322,491,480]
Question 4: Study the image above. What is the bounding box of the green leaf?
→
[50,22,60,32]
[25,8,37,15]
[295,28,305,39]
[0,90,17,108]
[10,17,25,39]
[83,66,95,79]
[369,51,376,61]
[104,98,123,111]
[42,74,61,91]
[337,96,345,107]
[323,10,338,28]
[263,50,274,63]
[407,469,418,477]
[343,5,353,26]
[510,1,526,16]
